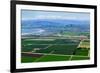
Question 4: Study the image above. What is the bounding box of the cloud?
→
[22,10,90,21]
[22,15,88,21]
[33,15,78,20]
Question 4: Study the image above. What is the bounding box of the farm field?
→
[21,37,90,63]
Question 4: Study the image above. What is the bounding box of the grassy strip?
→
[36,55,71,62]
[21,56,39,63]
[71,56,89,60]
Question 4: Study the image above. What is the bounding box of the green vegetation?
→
[21,44,48,52]
[71,56,89,60]
[21,34,90,63]
[36,55,70,62]
[21,56,39,63]
[62,32,90,37]
[49,45,78,55]
[75,48,89,56]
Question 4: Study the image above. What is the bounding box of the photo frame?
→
[11,0,97,73]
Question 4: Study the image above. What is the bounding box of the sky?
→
[21,10,90,21]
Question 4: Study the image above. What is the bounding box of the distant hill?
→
[21,19,90,36]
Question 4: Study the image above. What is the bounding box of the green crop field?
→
[35,55,71,62]
[71,56,89,60]
[75,48,89,56]
[21,37,90,63]
[21,44,49,52]
[21,54,89,63]
[21,56,39,63]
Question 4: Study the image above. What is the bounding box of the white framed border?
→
[14,3,96,69]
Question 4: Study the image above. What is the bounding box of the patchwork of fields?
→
[21,38,90,63]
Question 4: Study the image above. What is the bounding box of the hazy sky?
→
[21,10,90,21]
